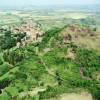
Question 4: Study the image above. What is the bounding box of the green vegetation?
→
[0,30,26,50]
[0,31,16,50]
[0,10,100,100]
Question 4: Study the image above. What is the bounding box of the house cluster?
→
[8,21,43,48]
[11,21,43,42]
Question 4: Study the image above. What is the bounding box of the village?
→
[0,20,43,48]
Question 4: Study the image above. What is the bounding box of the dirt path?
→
[35,48,56,77]
[60,92,93,100]
[47,92,93,100]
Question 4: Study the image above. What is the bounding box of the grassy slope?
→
[0,26,99,100]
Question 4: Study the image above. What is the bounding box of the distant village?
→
[0,20,43,48]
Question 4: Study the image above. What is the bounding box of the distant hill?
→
[0,4,100,12]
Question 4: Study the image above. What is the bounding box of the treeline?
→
[0,31,16,50]
[0,30,26,51]
[39,27,64,49]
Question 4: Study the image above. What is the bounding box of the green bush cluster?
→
[3,49,25,65]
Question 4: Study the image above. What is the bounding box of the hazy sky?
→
[0,0,100,6]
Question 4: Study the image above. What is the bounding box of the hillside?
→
[0,24,100,100]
